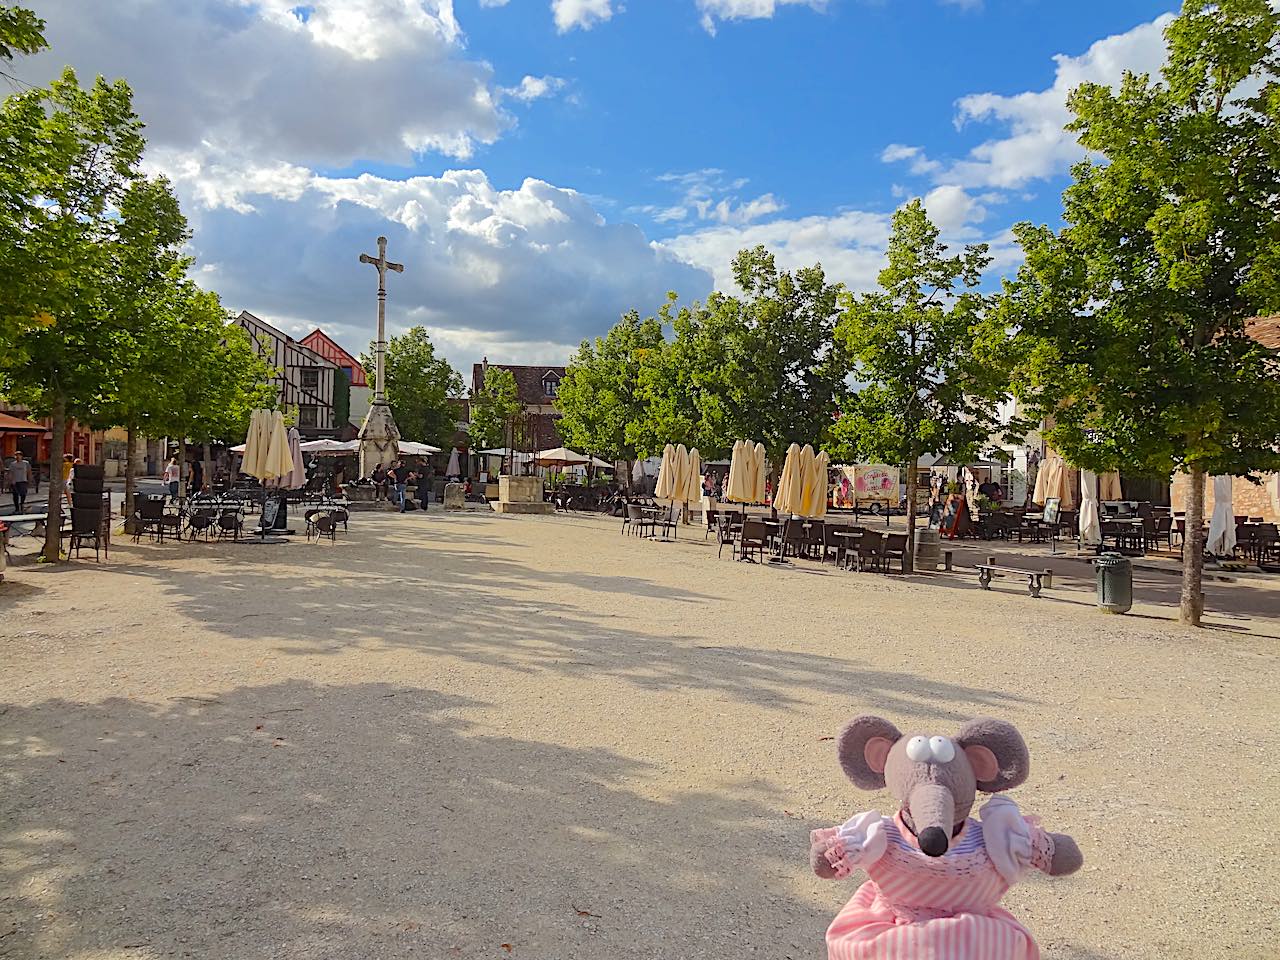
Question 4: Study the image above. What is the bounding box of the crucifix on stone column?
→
[359,235,403,404]
[356,236,405,480]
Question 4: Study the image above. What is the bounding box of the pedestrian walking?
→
[62,453,75,506]
[164,456,181,500]
[389,460,409,512]
[417,471,431,511]
[7,451,31,513]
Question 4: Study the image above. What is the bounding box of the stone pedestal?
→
[346,484,397,511]
[492,475,555,515]
[358,401,400,478]
[443,482,466,511]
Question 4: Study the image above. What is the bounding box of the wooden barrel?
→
[915,528,941,571]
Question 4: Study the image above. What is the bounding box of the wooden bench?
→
[975,558,1054,598]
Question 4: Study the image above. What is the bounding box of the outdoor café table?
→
[832,528,865,568]
[0,513,65,540]
[0,513,69,557]
[1103,518,1146,555]
[639,504,673,540]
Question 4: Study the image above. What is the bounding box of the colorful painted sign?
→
[831,464,899,508]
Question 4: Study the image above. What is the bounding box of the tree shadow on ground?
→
[1,681,829,959]
[926,541,1280,638]
[40,519,1029,718]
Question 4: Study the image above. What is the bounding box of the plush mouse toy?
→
[810,715,1082,960]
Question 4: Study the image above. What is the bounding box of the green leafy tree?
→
[83,176,194,514]
[0,4,44,72]
[631,249,846,468]
[1001,0,1280,625]
[157,290,277,482]
[362,327,462,445]
[0,68,149,560]
[469,367,520,460]
[556,309,665,483]
[833,200,1017,572]
[629,293,732,460]
[333,367,351,433]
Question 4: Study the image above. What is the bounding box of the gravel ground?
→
[1,510,1277,959]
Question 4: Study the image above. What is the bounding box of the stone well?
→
[492,475,555,515]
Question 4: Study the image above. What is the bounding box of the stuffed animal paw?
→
[980,796,1033,883]
[824,810,888,876]
[810,827,843,878]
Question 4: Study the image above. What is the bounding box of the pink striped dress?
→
[824,812,1055,960]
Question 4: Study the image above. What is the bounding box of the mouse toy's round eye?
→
[929,736,956,763]
[906,736,931,762]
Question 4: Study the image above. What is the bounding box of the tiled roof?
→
[1246,315,1280,351]
[472,363,567,405]
[234,311,335,368]
[300,329,368,385]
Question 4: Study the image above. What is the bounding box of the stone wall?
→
[1169,472,1280,522]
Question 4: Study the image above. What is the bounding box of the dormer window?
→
[542,371,560,398]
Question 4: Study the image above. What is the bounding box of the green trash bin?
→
[1095,552,1132,614]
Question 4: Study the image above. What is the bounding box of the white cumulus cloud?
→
[552,0,614,32]
[159,157,711,369]
[501,75,569,102]
[921,185,986,234]
[648,169,786,226]
[661,209,894,294]
[941,13,1174,189]
[24,0,512,166]
[696,0,826,34]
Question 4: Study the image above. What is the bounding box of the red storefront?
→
[1,408,101,477]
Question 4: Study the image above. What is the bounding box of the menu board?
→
[261,497,281,530]
[1042,496,1061,526]
[939,495,970,539]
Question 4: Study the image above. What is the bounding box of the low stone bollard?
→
[444,482,466,511]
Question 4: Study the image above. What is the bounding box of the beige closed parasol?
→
[682,447,702,505]
[655,444,677,501]
[773,443,803,516]
[749,442,767,503]
[1098,471,1123,501]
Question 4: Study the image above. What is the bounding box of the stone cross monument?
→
[357,235,404,477]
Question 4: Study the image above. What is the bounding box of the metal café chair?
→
[132,496,166,543]
[736,516,768,563]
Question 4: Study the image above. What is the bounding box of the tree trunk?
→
[175,437,186,500]
[623,458,634,494]
[1180,463,1206,626]
[124,421,138,518]
[42,396,66,563]
[903,456,917,574]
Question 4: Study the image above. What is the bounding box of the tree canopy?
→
[1002,0,1280,623]
[625,248,846,463]
[834,199,1016,570]
[469,366,520,454]
[556,308,665,468]
[1,17,277,557]
[363,327,462,446]
[0,3,44,69]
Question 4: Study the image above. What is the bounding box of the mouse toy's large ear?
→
[956,718,1030,792]
[837,715,902,790]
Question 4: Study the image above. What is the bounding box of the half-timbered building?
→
[231,311,339,438]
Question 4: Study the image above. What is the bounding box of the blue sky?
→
[25,0,1180,372]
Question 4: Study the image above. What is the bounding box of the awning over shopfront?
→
[0,413,45,433]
